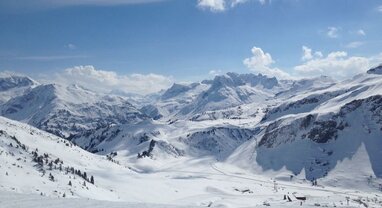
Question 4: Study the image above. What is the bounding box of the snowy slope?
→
[2,116,382,208]
[0,116,127,200]
[70,119,259,161]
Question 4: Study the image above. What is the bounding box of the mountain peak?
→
[0,73,38,92]
[367,64,382,75]
[161,83,192,100]
[211,72,279,89]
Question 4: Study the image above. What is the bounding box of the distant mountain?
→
[140,82,211,120]
[176,73,281,117]
[141,73,281,120]
[0,73,39,104]
[143,73,336,121]
[0,83,149,138]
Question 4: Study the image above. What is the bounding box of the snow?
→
[0,73,38,104]
[0,83,148,137]
[0,191,197,208]
[1,115,382,207]
[1,69,382,207]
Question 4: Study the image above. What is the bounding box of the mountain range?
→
[1,65,382,207]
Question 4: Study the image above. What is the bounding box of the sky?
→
[0,0,382,94]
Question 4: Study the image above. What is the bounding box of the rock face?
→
[254,91,382,180]
[180,127,259,159]
[367,64,382,75]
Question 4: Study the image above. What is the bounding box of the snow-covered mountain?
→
[228,69,382,184]
[70,68,382,183]
[367,64,382,75]
[0,73,39,104]
[141,73,336,122]
[1,67,382,207]
[0,83,149,138]
[176,73,281,118]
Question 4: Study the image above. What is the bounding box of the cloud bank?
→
[294,50,370,80]
[244,45,382,80]
[55,65,173,95]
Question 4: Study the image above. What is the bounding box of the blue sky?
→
[1,0,382,93]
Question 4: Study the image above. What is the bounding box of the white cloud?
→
[197,0,267,12]
[301,46,322,61]
[209,69,223,76]
[230,0,248,7]
[377,5,382,12]
[345,41,364,49]
[294,51,370,80]
[314,51,323,58]
[258,0,268,5]
[357,29,366,36]
[243,46,291,79]
[197,0,226,12]
[244,46,274,67]
[65,43,77,50]
[244,45,382,80]
[369,53,382,66]
[56,65,173,95]
[327,27,340,38]
[301,46,313,61]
